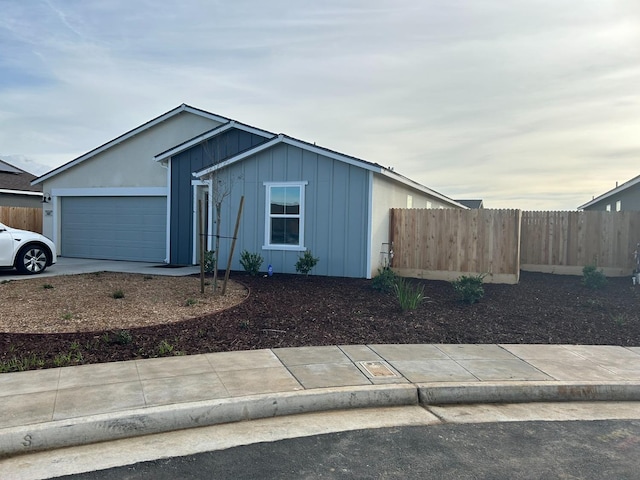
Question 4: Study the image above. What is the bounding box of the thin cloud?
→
[0,0,638,210]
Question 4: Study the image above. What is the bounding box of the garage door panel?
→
[61,197,166,262]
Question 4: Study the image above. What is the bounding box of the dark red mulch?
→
[1,271,639,371]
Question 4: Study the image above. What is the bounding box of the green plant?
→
[157,340,174,355]
[112,289,125,299]
[143,275,153,281]
[156,339,182,356]
[295,250,319,275]
[204,250,216,273]
[239,250,264,276]
[0,354,45,373]
[452,274,486,304]
[61,312,73,320]
[611,313,628,326]
[113,330,133,345]
[372,266,398,293]
[582,265,607,290]
[53,352,73,367]
[394,278,426,311]
[43,283,54,290]
[1,280,12,285]
[184,298,198,307]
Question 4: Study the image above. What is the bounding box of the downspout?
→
[366,171,373,279]
[164,159,171,264]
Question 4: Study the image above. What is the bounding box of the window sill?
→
[262,245,306,252]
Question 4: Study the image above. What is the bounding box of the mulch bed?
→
[1,271,639,371]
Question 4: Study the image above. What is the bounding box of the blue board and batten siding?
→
[170,128,268,264]
[210,143,370,278]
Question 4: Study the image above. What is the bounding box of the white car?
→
[0,222,57,274]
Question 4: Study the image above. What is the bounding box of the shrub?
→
[239,250,264,276]
[204,250,216,273]
[112,289,125,299]
[372,266,398,293]
[113,330,133,345]
[295,250,319,275]
[452,274,485,304]
[394,278,426,311]
[582,265,607,289]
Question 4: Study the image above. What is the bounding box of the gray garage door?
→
[61,196,166,262]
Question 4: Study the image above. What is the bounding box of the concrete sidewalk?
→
[1,344,640,458]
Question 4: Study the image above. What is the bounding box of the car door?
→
[0,223,16,267]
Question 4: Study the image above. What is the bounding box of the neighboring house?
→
[578,175,640,212]
[455,199,484,209]
[0,159,43,208]
[33,104,465,278]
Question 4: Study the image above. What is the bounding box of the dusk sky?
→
[1,0,639,210]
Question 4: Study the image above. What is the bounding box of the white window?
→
[616,200,622,212]
[606,204,611,212]
[426,201,432,209]
[263,182,307,250]
[407,195,413,208]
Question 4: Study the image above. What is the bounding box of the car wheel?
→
[16,245,49,274]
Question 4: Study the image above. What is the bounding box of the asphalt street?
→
[58,419,640,480]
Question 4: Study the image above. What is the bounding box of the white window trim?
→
[263,181,307,251]
[192,180,213,264]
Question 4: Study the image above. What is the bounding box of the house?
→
[579,175,640,212]
[0,159,43,208]
[455,199,484,209]
[33,104,465,278]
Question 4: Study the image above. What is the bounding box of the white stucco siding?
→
[40,112,223,245]
[42,113,221,191]
[369,173,459,277]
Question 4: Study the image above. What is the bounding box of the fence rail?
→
[0,206,42,233]
[390,208,640,284]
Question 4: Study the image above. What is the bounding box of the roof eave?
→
[32,104,230,185]
[155,121,276,163]
[380,169,468,208]
[194,135,284,178]
[0,188,44,197]
[578,174,640,210]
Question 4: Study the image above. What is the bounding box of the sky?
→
[1,0,639,210]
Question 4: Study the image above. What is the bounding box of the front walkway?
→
[0,257,200,281]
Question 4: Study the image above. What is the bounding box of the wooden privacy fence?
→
[390,208,640,284]
[390,208,521,284]
[520,210,640,276]
[0,206,42,233]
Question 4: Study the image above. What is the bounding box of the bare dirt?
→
[1,271,639,372]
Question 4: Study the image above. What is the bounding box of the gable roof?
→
[32,104,230,185]
[456,199,484,209]
[154,120,276,163]
[193,133,466,209]
[578,174,640,210]
[0,159,42,194]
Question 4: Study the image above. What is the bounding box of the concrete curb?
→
[3,381,640,458]
[418,381,640,404]
[0,384,417,458]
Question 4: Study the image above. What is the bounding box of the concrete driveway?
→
[0,257,200,281]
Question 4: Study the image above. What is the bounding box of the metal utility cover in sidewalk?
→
[359,361,398,378]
